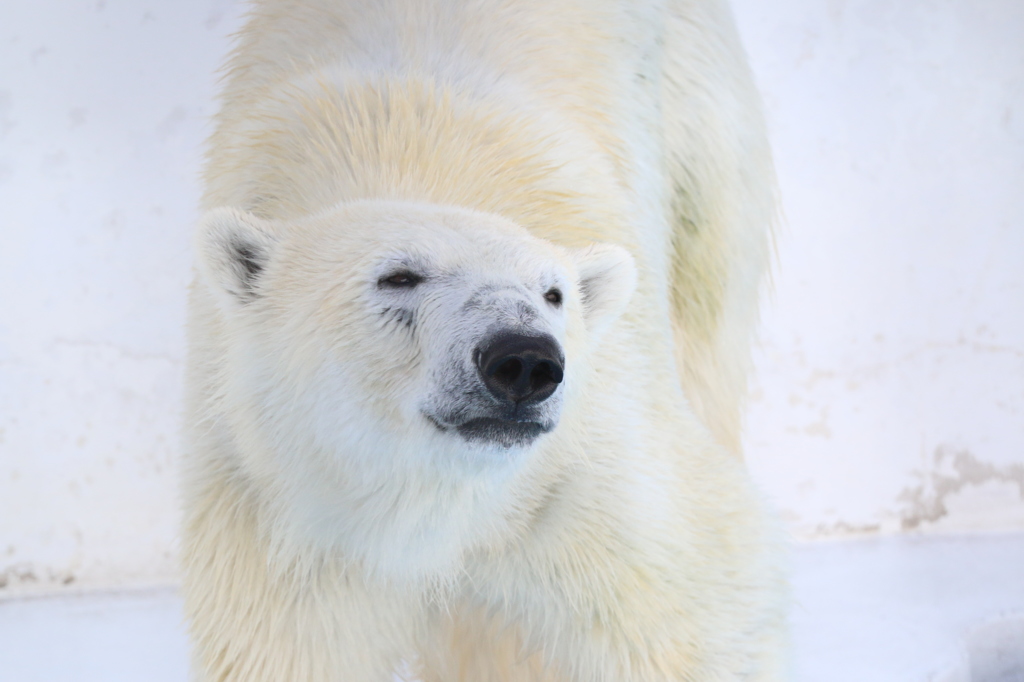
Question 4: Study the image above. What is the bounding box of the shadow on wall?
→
[934,615,1024,682]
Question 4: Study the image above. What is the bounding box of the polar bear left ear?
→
[570,243,637,336]
[195,207,279,309]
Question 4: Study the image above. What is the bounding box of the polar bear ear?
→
[195,207,278,309]
[570,243,637,336]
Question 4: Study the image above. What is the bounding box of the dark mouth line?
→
[456,417,547,447]
[459,416,548,429]
[423,413,550,446]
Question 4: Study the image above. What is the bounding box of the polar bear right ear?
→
[570,243,637,338]
[195,207,278,309]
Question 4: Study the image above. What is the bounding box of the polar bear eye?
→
[544,288,562,306]
[379,270,423,288]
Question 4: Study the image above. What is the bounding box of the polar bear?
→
[181,1,786,681]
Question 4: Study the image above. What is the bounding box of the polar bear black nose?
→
[477,333,564,405]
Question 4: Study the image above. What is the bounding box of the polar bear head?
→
[193,201,635,574]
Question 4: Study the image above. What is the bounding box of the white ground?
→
[2,533,1023,682]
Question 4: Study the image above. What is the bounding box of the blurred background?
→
[1,1,1022,680]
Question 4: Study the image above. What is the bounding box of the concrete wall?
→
[1,0,1021,596]
[0,0,243,594]
[735,0,1024,539]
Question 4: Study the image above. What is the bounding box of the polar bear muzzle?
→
[475,332,564,405]
[426,328,566,449]
[438,331,565,447]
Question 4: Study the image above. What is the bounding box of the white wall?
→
[735,0,1024,539]
[0,0,243,594]
[1,0,1021,596]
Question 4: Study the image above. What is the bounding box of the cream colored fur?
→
[182,1,786,680]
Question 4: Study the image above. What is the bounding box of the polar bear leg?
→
[182,473,423,682]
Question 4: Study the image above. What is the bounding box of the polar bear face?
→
[198,201,635,454]
[194,201,635,573]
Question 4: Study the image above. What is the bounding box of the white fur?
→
[182,1,787,681]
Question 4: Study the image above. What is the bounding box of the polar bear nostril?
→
[529,360,563,398]
[531,360,563,388]
[491,358,523,385]
[477,333,564,405]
